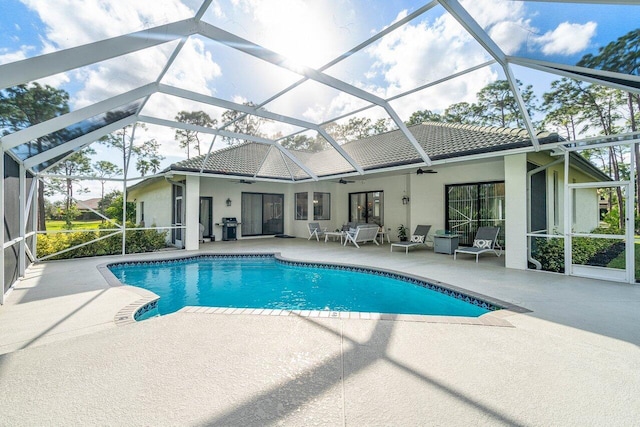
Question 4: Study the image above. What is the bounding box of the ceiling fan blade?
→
[416,168,437,175]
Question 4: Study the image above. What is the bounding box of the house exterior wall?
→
[127,151,605,272]
[198,178,296,241]
[527,152,601,235]
[127,179,173,243]
[407,158,505,234]
[505,154,528,269]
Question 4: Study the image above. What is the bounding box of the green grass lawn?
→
[607,242,640,281]
[45,220,103,230]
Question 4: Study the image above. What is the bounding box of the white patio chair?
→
[307,222,327,241]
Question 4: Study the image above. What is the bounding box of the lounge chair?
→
[344,224,380,248]
[454,226,502,262]
[307,222,327,241]
[390,225,432,254]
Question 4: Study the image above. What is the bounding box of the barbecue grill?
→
[221,217,238,241]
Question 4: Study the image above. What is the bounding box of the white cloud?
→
[0,45,32,64]
[303,9,493,123]
[161,38,221,95]
[22,0,194,51]
[227,0,359,68]
[534,21,597,56]
[17,0,217,110]
[488,19,534,55]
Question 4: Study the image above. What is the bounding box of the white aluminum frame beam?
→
[518,1,638,4]
[138,115,319,180]
[298,59,497,135]
[1,83,157,151]
[508,56,640,95]
[19,164,26,277]
[196,21,432,166]
[0,19,198,90]
[438,0,540,150]
[213,1,438,168]
[255,1,439,109]
[24,116,137,169]
[0,146,4,304]
[157,84,364,174]
[504,64,540,150]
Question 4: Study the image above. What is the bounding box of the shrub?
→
[532,227,624,273]
[37,223,168,260]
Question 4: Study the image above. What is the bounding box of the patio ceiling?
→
[1,0,639,180]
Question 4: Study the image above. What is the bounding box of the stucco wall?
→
[127,151,605,271]
[527,152,602,234]
[407,158,505,235]
[198,178,295,241]
[127,178,173,244]
[128,179,172,228]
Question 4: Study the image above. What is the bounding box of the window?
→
[241,192,284,236]
[313,192,331,220]
[140,201,145,224]
[295,192,308,220]
[445,182,505,246]
[349,191,384,225]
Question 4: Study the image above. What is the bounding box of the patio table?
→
[376,229,390,244]
[324,231,345,244]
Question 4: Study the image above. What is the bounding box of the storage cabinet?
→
[434,235,459,254]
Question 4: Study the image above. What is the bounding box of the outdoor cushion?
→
[410,234,425,243]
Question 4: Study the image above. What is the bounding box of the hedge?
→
[37,223,168,260]
[532,227,625,273]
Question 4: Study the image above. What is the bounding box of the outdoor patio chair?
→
[454,226,502,262]
[343,224,380,248]
[307,222,327,241]
[390,225,432,254]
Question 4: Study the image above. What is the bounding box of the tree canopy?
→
[174,110,216,158]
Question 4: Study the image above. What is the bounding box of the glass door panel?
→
[349,191,383,225]
[350,193,366,223]
[241,193,262,236]
[263,194,284,235]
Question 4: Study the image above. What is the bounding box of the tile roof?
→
[171,122,562,180]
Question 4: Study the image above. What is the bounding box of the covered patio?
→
[1,238,639,424]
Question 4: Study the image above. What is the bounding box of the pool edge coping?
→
[97,252,530,327]
[175,306,518,327]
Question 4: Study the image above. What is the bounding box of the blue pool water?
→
[108,256,493,317]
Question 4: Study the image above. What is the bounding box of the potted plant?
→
[397,224,408,241]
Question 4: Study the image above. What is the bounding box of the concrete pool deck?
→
[1,238,639,425]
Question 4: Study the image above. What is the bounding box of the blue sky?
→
[0,0,638,195]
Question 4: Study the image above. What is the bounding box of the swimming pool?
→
[107,254,499,319]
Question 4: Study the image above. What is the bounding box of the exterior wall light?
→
[402,195,410,205]
[226,198,232,207]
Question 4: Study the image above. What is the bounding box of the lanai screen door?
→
[445,182,505,246]
[568,182,633,283]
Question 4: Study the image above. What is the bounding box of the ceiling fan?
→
[416,168,437,175]
[338,178,355,184]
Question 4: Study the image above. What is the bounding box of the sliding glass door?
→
[241,192,284,236]
[349,191,384,225]
[445,182,505,246]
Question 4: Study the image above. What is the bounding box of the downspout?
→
[527,158,564,270]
